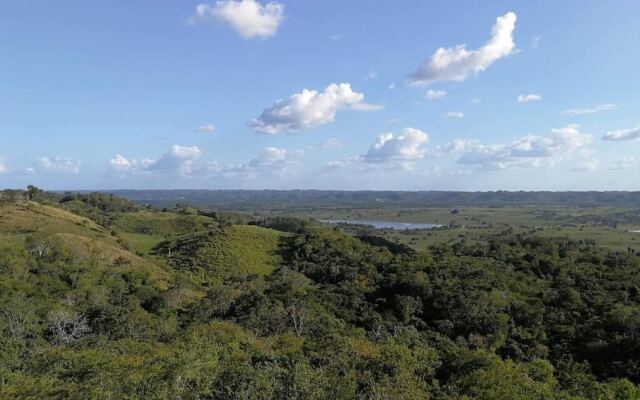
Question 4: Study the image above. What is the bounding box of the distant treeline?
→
[106,189,640,210]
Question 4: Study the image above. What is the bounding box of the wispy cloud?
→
[562,104,616,116]
[311,138,343,150]
[517,94,541,103]
[197,124,216,133]
[444,111,464,119]
[426,89,447,100]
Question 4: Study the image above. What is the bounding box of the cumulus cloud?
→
[602,125,640,141]
[36,157,81,174]
[457,124,592,170]
[562,104,616,116]
[148,145,202,172]
[197,124,216,133]
[444,111,464,119]
[110,145,202,176]
[408,12,517,85]
[426,89,447,100]
[518,94,541,103]
[439,139,477,154]
[0,160,7,174]
[363,128,429,165]
[250,83,375,134]
[191,0,284,39]
[227,147,303,177]
[108,154,134,174]
[328,129,430,172]
[108,144,305,181]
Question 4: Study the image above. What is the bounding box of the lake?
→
[320,219,442,230]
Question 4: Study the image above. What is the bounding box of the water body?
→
[320,219,442,230]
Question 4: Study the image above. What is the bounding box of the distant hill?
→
[107,189,640,210]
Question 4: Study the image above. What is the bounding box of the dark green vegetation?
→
[109,189,640,210]
[2,188,640,399]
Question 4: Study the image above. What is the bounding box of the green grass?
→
[225,225,282,276]
[118,232,167,256]
[113,212,218,235]
[280,205,640,253]
[0,202,114,243]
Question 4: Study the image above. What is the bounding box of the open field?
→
[269,205,640,252]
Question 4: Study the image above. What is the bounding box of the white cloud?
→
[108,145,307,181]
[602,125,640,141]
[227,147,303,177]
[108,154,133,174]
[517,94,541,103]
[363,128,429,165]
[426,89,447,100]
[330,34,340,41]
[327,129,430,172]
[388,82,396,90]
[408,12,517,85]
[149,145,202,172]
[439,139,477,154]
[326,156,362,170]
[312,138,343,150]
[197,124,216,133]
[444,111,464,119]
[350,103,384,112]
[192,0,284,39]
[37,157,81,174]
[110,145,202,176]
[562,104,617,115]
[572,158,599,172]
[610,157,639,170]
[457,124,592,170]
[250,83,371,134]
[0,160,7,174]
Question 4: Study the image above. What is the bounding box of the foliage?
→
[2,189,640,398]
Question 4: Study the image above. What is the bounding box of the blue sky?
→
[1,0,639,190]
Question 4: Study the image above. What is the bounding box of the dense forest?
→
[107,189,640,210]
[1,188,640,399]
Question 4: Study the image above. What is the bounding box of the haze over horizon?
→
[1,1,638,191]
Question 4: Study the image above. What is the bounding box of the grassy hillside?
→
[3,189,640,399]
[0,201,172,290]
[152,224,282,281]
